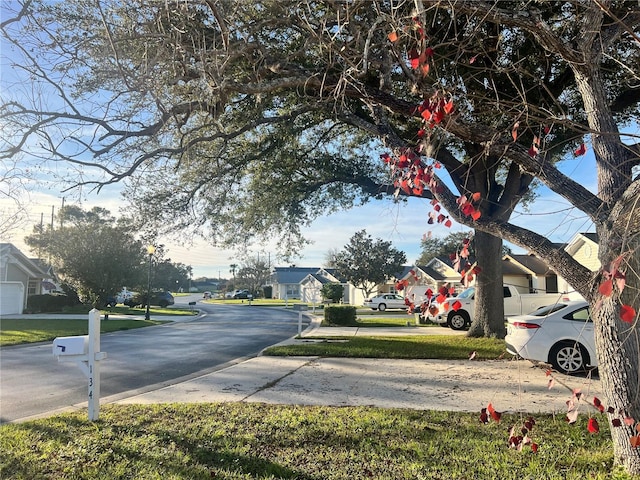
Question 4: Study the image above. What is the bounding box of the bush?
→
[323,305,357,326]
[321,282,343,303]
[263,285,273,298]
[25,294,79,313]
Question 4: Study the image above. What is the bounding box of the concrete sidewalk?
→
[112,319,602,415]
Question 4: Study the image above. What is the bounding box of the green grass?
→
[0,318,168,347]
[0,403,628,479]
[264,335,507,360]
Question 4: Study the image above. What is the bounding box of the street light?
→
[145,245,156,320]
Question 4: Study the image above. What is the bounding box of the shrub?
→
[321,282,344,303]
[263,285,273,298]
[25,294,79,313]
[323,305,357,326]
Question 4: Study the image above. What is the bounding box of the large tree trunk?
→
[467,230,505,338]
[594,231,640,472]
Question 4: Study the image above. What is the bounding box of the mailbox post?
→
[293,303,308,336]
[52,308,107,421]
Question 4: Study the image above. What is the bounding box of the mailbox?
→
[53,335,88,357]
[293,304,308,311]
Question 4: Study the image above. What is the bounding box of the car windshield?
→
[456,287,475,299]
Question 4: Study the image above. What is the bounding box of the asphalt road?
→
[0,296,308,423]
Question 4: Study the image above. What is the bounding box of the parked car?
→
[233,289,251,299]
[105,296,118,308]
[116,289,137,304]
[505,300,595,374]
[203,291,212,299]
[427,285,573,331]
[363,294,408,311]
[124,291,175,308]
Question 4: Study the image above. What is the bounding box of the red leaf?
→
[575,143,587,156]
[452,300,462,311]
[417,128,426,138]
[624,416,636,426]
[425,288,433,299]
[421,109,432,122]
[528,145,538,157]
[444,219,452,228]
[631,436,640,448]
[443,100,454,114]
[469,54,478,64]
[471,192,481,202]
[531,443,538,453]
[599,279,613,297]
[620,304,636,323]
[487,403,501,423]
[593,397,605,413]
[511,122,519,141]
[588,417,600,434]
[387,31,398,42]
[424,47,434,57]
[471,209,481,221]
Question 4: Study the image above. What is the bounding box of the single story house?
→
[0,243,49,315]
[269,267,368,306]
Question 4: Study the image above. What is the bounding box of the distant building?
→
[0,243,49,314]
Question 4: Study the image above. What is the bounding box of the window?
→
[28,279,39,296]
[564,307,592,323]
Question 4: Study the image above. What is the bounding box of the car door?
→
[390,294,405,309]
[563,306,596,360]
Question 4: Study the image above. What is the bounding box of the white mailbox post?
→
[52,308,107,421]
[293,303,308,336]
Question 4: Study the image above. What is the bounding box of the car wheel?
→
[447,310,470,330]
[378,303,387,311]
[549,341,589,374]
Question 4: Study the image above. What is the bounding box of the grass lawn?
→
[0,318,168,347]
[264,335,507,360]
[0,403,624,479]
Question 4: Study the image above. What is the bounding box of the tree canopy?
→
[3,0,640,473]
[24,205,146,305]
[333,230,407,298]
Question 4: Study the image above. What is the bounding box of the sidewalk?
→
[112,318,603,415]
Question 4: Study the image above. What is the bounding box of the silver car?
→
[363,294,408,312]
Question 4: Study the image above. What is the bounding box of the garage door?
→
[0,282,25,315]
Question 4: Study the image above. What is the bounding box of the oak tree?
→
[3,0,640,472]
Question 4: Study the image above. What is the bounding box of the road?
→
[0,296,308,423]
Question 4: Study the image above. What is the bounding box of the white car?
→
[363,294,408,312]
[505,300,596,374]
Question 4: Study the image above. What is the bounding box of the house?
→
[0,243,49,315]
[564,232,600,272]
[270,267,367,306]
[393,256,473,302]
[502,253,560,294]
